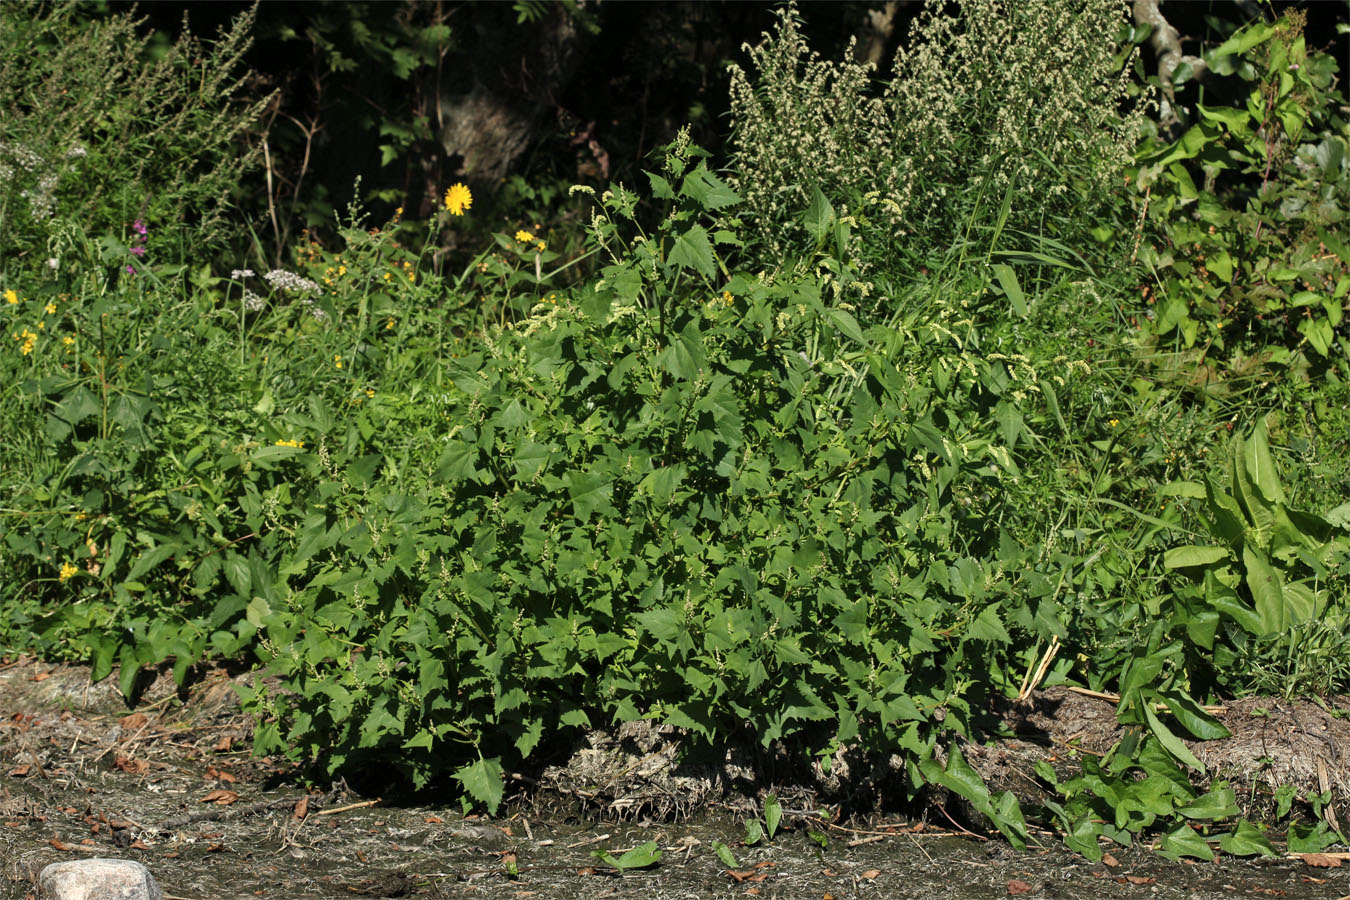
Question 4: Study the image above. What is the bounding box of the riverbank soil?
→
[1,658,1347,900]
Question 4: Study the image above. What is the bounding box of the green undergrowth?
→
[2,0,1349,864]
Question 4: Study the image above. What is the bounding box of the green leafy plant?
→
[1134,12,1350,379]
[0,1,273,274]
[1162,419,1350,696]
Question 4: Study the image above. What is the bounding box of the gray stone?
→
[38,859,162,900]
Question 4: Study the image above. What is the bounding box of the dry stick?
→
[566,832,611,849]
[907,832,935,864]
[313,798,381,817]
[846,834,885,848]
[1064,685,1225,715]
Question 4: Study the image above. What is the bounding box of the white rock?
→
[38,859,162,900]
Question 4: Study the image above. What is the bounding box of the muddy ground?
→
[1,658,1347,900]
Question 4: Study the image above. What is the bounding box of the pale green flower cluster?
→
[728,0,1149,265]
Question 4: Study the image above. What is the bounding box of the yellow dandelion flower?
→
[44,302,56,315]
[514,230,535,243]
[334,354,343,370]
[58,561,78,582]
[63,335,75,346]
[385,319,395,330]
[535,240,547,252]
[274,438,305,448]
[4,289,17,305]
[365,388,375,398]
[338,265,347,276]
[444,183,472,216]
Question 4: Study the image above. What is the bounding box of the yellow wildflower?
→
[334,354,343,370]
[58,561,78,582]
[514,230,535,243]
[535,240,547,253]
[63,335,75,346]
[44,302,56,315]
[4,289,16,305]
[385,318,395,330]
[365,388,375,398]
[274,438,305,448]
[444,183,472,216]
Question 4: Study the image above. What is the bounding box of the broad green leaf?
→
[1286,821,1339,853]
[222,552,251,596]
[804,186,835,243]
[967,605,1011,644]
[743,818,764,846]
[669,224,715,279]
[680,162,739,210]
[826,307,866,344]
[1217,821,1276,857]
[712,841,739,868]
[1159,690,1230,740]
[599,840,662,870]
[657,322,707,380]
[1156,823,1215,861]
[1243,544,1288,634]
[1242,421,1284,506]
[245,596,271,628]
[1176,785,1238,820]
[1143,705,1206,771]
[127,543,177,580]
[566,469,613,521]
[454,757,504,814]
[1164,545,1230,569]
[764,794,782,839]
[118,645,140,700]
[645,170,675,199]
[991,264,1027,317]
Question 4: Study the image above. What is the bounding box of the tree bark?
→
[434,5,588,201]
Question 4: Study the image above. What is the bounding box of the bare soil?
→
[1,659,1347,900]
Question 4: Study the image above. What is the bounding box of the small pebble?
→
[38,858,163,900]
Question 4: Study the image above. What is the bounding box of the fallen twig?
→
[566,832,611,849]
[313,798,380,817]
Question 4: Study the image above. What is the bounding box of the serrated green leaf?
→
[669,224,715,279]
[454,756,504,814]
[567,469,613,521]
